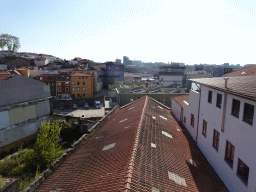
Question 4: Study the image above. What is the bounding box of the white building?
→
[179,76,256,192]
[34,58,49,67]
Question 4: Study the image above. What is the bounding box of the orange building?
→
[70,73,93,99]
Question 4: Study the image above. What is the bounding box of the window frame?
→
[72,81,75,85]
[237,158,249,186]
[190,114,195,127]
[77,81,80,85]
[65,87,69,92]
[225,140,235,168]
[72,87,75,92]
[231,99,240,118]
[216,93,222,109]
[82,81,85,85]
[243,103,254,126]
[212,129,220,151]
[77,87,80,91]
[208,90,212,103]
[58,87,61,92]
[82,87,85,91]
[202,119,207,137]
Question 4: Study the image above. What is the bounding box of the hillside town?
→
[0,50,256,192]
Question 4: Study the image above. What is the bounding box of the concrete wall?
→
[0,115,49,148]
[171,99,181,121]
[196,85,256,192]
[159,75,183,87]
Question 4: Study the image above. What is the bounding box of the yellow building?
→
[70,73,93,99]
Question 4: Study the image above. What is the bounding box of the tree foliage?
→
[0,33,20,51]
[33,120,62,170]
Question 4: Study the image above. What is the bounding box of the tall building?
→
[123,56,129,65]
[115,59,121,64]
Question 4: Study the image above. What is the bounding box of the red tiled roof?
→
[190,76,256,102]
[172,94,189,107]
[0,72,11,82]
[36,96,228,192]
[222,64,256,77]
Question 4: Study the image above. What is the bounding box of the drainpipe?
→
[221,92,227,132]
[195,88,201,144]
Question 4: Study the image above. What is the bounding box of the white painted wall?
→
[159,75,183,87]
[34,59,49,66]
[193,85,256,192]
[171,99,181,121]
[183,89,200,141]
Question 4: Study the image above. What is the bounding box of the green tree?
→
[0,33,20,51]
[33,120,62,170]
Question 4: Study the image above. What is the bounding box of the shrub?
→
[33,120,62,170]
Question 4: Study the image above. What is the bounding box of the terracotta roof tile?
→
[172,94,189,107]
[190,76,256,101]
[36,96,228,192]
[223,64,256,77]
[0,72,11,82]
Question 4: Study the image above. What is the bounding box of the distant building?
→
[56,72,71,99]
[115,59,121,64]
[0,75,51,150]
[123,56,129,65]
[36,72,58,97]
[222,64,256,77]
[70,73,93,99]
[158,63,186,87]
[103,62,124,89]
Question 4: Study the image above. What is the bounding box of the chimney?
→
[224,77,229,88]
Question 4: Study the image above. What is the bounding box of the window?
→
[190,114,194,127]
[213,129,220,151]
[243,103,254,125]
[58,87,61,92]
[65,87,69,92]
[225,140,235,168]
[48,76,52,80]
[208,91,212,103]
[231,99,240,118]
[77,94,80,97]
[82,87,85,91]
[40,77,43,80]
[216,93,222,108]
[72,77,74,79]
[57,82,61,86]
[83,94,85,96]
[82,81,85,85]
[72,81,75,85]
[65,81,69,86]
[72,88,75,92]
[237,158,249,185]
[77,81,80,85]
[77,87,80,91]
[202,120,207,137]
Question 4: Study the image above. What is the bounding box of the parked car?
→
[84,103,89,109]
[94,100,101,109]
[72,104,78,109]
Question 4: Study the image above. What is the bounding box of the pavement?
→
[54,106,105,118]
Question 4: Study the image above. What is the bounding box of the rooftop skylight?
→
[102,143,116,151]
[159,115,167,120]
[162,131,172,138]
[128,107,134,111]
[119,118,128,123]
[152,187,160,192]
[151,143,156,148]
[158,106,163,109]
[168,171,187,186]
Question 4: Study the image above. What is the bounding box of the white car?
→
[84,103,89,109]
[72,104,78,109]
[94,100,101,109]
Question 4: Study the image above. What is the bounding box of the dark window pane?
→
[208,91,212,103]
[237,159,249,185]
[216,94,222,108]
[225,141,235,168]
[231,99,240,118]
[243,103,254,125]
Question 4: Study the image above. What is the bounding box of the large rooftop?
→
[190,76,256,102]
[36,96,228,191]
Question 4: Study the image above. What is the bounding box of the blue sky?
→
[1,0,255,65]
